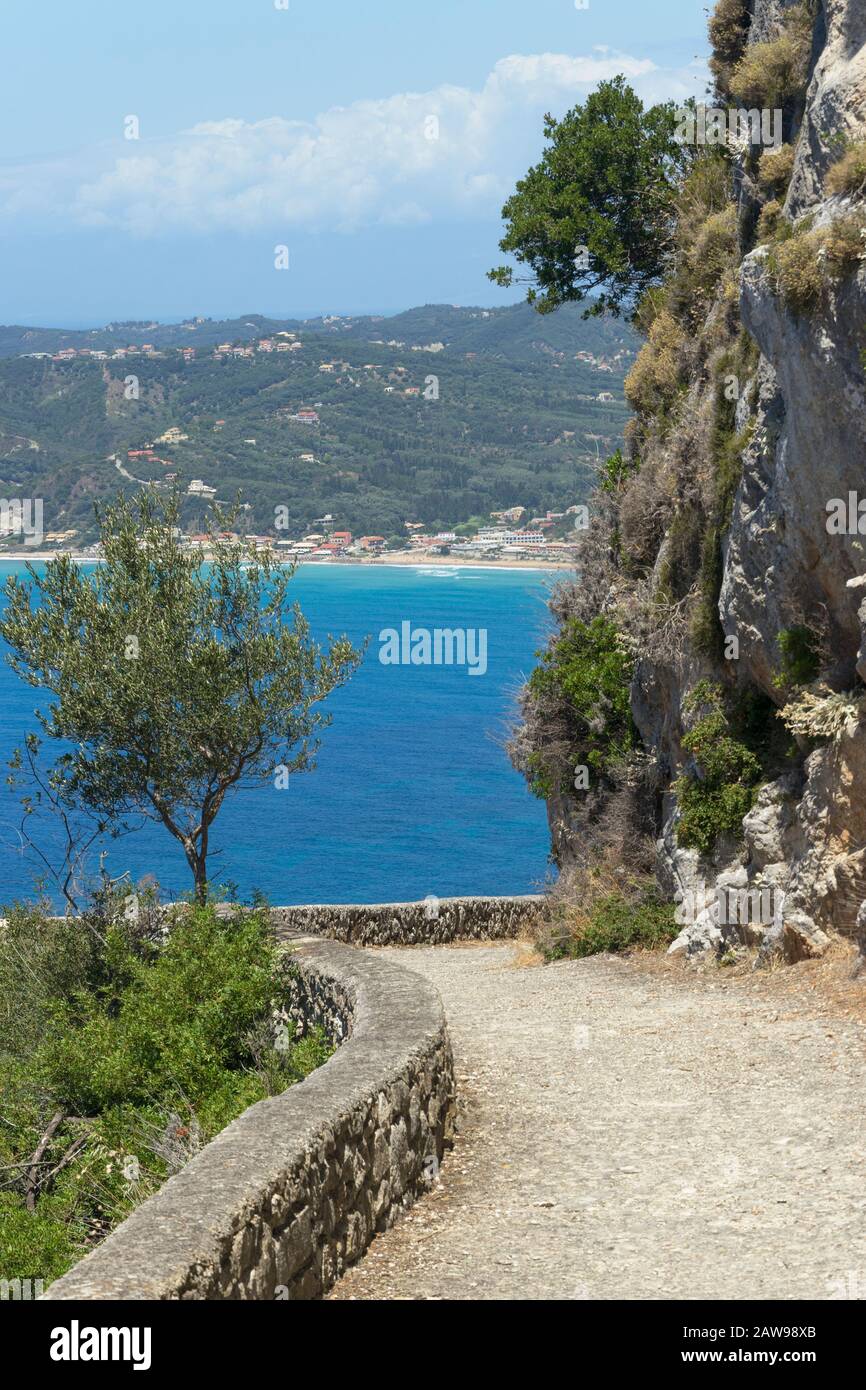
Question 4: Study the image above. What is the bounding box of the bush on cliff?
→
[657,154,738,330]
[758,144,796,197]
[827,141,866,199]
[709,0,752,98]
[0,899,330,1286]
[624,310,686,416]
[769,225,825,313]
[821,213,866,270]
[769,213,865,314]
[675,683,761,856]
[538,874,678,961]
[525,616,636,797]
[756,199,786,244]
[674,682,784,857]
[599,448,638,496]
[669,204,740,327]
[728,2,814,109]
[776,625,821,688]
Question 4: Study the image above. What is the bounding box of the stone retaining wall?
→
[43,937,455,1301]
[271,894,543,946]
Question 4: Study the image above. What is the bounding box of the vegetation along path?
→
[328,942,866,1301]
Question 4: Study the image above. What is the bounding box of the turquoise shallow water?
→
[0,562,556,906]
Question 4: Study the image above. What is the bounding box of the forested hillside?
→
[0,303,636,543]
[0,301,635,361]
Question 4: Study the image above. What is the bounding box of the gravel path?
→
[329,942,866,1301]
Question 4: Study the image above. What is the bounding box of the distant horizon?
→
[0,298,531,334]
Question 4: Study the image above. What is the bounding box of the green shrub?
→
[41,908,285,1115]
[0,902,331,1286]
[826,140,866,198]
[776,625,820,686]
[677,777,758,858]
[546,887,678,961]
[0,1196,79,1286]
[599,448,638,496]
[0,904,107,1057]
[527,616,636,796]
[675,683,764,856]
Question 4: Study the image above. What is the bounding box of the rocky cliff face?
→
[517,0,866,964]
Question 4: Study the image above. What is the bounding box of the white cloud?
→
[0,52,709,237]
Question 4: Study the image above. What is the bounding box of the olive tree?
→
[0,490,362,902]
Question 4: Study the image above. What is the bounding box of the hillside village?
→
[0,305,634,551]
[38,500,584,564]
[20,330,627,383]
[197,503,584,563]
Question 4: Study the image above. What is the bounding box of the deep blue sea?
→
[0,562,556,907]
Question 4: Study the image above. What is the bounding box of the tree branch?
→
[25,1110,65,1212]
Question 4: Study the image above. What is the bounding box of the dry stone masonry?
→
[43,936,455,1300]
[270,894,542,946]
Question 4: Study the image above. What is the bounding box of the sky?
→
[0,0,711,326]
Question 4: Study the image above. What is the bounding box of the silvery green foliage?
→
[0,489,362,899]
[780,685,866,741]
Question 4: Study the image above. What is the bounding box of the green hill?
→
[0,304,637,545]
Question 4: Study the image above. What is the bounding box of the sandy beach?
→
[0,548,575,572]
[357,552,574,572]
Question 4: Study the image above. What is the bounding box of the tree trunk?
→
[193,855,208,904]
[183,840,208,905]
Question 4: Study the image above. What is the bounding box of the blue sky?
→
[0,0,710,325]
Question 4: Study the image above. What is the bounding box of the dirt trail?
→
[329,942,866,1301]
